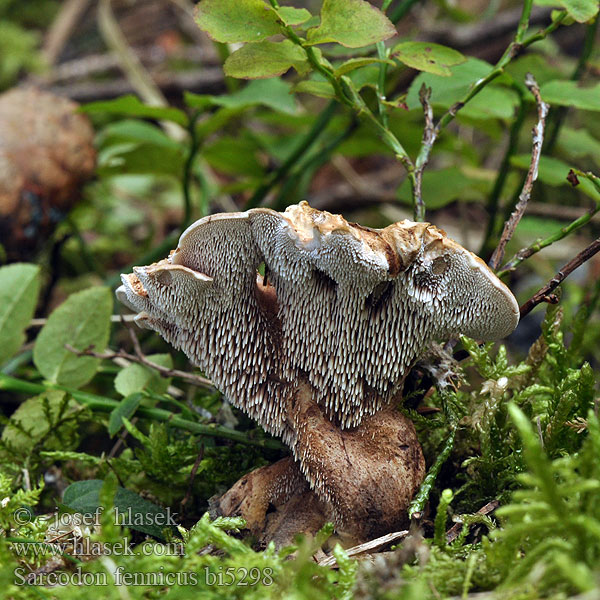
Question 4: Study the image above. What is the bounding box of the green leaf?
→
[33,287,113,389]
[306,0,396,48]
[187,79,298,115]
[511,155,600,201]
[504,53,565,89]
[224,39,309,79]
[1,391,83,454]
[80,95,188,126]
[204,136,265,177]
[62,479,176,539]
[275,6,312,25]
[392,42,466,76]
[348,64,380,91]
[99,120,182,150]
[540,80,600,112]
[406,58,519,120]
[114,354,173,397]
[108,393,143,436]
[559,0,598,22]
[0,22,41,88]
[557,127,600,166]
[98,143,184,178]
[292,80,336,99]
[333,57,395,77]
[511,154,570,187]
[397,166,490,208]
[0,263,40,365]
[194,0,280,43]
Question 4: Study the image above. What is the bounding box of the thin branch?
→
[375,0,394,129]
[97,0,185,141]
[519,238,600,319]
[317,530,409,567]
[488,74,548,271]
[498,170,600,275]
[246,101,337,208]
[410,85,436,222]
[42,0,91,66]
[480,87,527,258]
[411,9,565,222]
[29,315,136,328]
[64,342,213,389]
[182,111,202,227]
[445,500,499,544]
[0,374,283,449]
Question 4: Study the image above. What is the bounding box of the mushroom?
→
[0,88,96,261]
[117,202,519,543]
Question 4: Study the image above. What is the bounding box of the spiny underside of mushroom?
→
[117,201,519,443]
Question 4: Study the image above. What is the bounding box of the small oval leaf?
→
[33,287,113,388]
[559,0,598,22]
[540,80,600,112]
[195,0,281,43]
[0,263,40,365]
[224,40,309,79]
[306,0,396,48]
[275,6,312,26]
[393,42,466,76]
[108,393,143,436]
[62,479,176,539]
[114,354,173,397]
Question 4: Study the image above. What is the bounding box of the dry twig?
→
[519,237,600,318]
[445,500,499,544]
[411,85,437,220]
[489,74,549,271]
[64,331,213,389]
[499,170,600,275]
[317,530,409,567]
[97,0,185,140]
[43,0,92,66]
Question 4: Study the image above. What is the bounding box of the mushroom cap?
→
[117,202,519,433]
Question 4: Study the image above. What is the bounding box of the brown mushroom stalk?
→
[117,202,519,545]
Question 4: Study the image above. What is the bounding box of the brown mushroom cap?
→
[117,202,519,434]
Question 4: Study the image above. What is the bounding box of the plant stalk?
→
[0,374,284,450]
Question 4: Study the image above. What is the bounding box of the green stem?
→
[182,111,202,228]
[65,215,106,279]
[389,0,422,22]
[435,9,565,136]
[480,89,527,258]
[375,0,394,128]
[376,40,390,128]
[281,11,413,165]
[544,17,598,154]
[273,118,358,210]
[1,349,33,376]
[515,0,534,42]
[497,171,600,277]
[0,374,284,450]
[246,101,337,208]
[407,170,425,222]
[408,427,457,519]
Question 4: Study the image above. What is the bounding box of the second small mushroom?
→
[117,202,519,544]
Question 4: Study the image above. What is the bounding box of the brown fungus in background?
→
[0,88,96,261]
